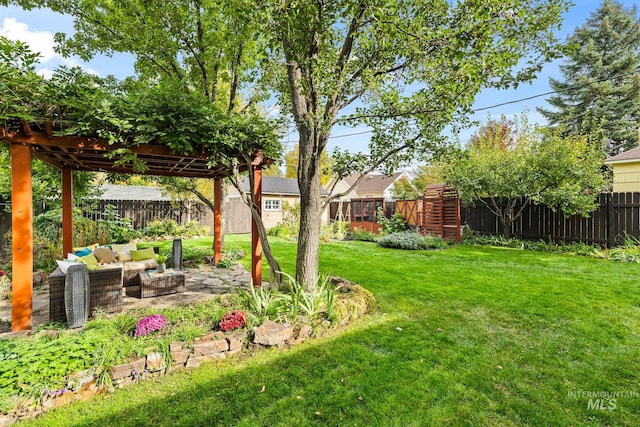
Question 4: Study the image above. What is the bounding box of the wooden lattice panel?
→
[421,184,461,242]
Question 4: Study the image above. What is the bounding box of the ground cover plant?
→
[17,234,640,426]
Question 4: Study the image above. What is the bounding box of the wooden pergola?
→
[1,122,270,332]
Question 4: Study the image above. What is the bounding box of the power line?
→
[283,66,640,143]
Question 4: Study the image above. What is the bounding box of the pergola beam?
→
[214,178,222,265]
[10,143,33,332]
[61,167,74,256]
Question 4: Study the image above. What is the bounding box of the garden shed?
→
[1,121,272,331]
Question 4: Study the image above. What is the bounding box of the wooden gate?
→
[421,184,461,242]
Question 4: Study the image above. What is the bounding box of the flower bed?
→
[0,277,376,422]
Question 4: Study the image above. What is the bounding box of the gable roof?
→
[343,173,404,194]
[240,176,329,196]
[99,184,172,201]
[605,146,640,164]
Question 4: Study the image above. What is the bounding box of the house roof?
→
[240,176,329,196]
[99,184,172,201]
[605,146,640,164]
[343,173,403,194]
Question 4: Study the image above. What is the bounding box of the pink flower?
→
[134,314,167,338]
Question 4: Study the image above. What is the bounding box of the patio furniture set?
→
[49,239,185,324]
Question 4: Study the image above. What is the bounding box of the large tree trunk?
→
[296,129,324,289]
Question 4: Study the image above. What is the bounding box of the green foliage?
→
[539,0,640,156]
[0,299,231,409]
[608,235,640,262]
[377,209,407,234]
[96,205,141,244]
[267,202,300,239]
[145,219,208,239]
[391,165,445,200]
[280,272,339,321]
[346,228,378,242]
[239,285,286,324]
[443,117,609,237]
[176,221,209,238]
[320,221,349,241]
[377,232,449,250]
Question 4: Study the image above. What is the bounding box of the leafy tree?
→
[284,144,333,185]
[268,0,568,286]
[5,0,568,287]
[442,118,609,238]
[391,164,445,200]
[539,0,640,156]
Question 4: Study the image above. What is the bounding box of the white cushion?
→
[56,260,81,274]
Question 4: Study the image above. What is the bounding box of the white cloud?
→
[1,17,59,63]
[36,67,53,79]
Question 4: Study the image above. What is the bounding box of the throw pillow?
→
[94,247,117,264]
[56,260,80,274]
[74,247,91,257]
[78,253,99,266]
[130,247,156,261]
[112,243,137,262]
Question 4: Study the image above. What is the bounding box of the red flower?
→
[219,310,246,332]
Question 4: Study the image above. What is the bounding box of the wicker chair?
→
[50,265,123,322]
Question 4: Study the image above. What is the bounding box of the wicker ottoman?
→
[137,269,185,298]
[49,265,123,322]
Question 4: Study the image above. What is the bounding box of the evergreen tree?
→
[539,0,640,156]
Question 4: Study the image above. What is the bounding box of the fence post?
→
[607,193,615,248]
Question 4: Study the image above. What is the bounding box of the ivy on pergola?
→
[1,63,281,332]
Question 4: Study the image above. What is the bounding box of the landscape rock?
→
[193,339,228,356]
[253,320,293,347]
[297,325,313,340]
[146,352,166,372]
[67,369,94,392]
[171,349,190,366]
[226,331,248,351]
[185,356,200,369]
[170,342,185,352]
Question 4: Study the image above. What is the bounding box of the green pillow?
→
[130,247,156,261]
[78,253,99,266]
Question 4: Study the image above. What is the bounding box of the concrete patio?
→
[0,263,260,335]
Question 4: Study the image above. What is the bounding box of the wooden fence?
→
[460,193,640,247]
[81,200,213,232]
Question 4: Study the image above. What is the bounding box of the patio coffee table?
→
[137,269,185,298]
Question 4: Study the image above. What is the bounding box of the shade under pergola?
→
[1,122,269,332]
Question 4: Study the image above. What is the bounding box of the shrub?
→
[377,232,448,250]
[377,209,407,234]
[176,221,209,238]
[347,227,379,242]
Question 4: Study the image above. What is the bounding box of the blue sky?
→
[1,1,637,156]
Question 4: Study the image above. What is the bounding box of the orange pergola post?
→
[11,143,33,331]
[251,166,262,286]
[61,167,74,256]
[213,177,222,265]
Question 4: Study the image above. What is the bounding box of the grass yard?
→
[23,235,640,426]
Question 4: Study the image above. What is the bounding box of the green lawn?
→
[25,236,640,426]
